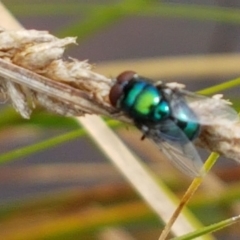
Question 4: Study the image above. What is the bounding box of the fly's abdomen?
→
[174,103,200,141]
[177,120,200,141]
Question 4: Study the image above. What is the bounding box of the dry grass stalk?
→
[0,28,239,166]
[0,28,115,118]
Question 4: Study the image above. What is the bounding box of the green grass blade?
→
[172,215,240,240]
[7,2,240,25]
[198,77,240,95]
[143,3,240,25]
[0,128,84,164]
[0,119,121,164]
[57,0,153,39]
[0,107,80,129]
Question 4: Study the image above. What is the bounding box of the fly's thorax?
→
[110,71,172,123]
[122,80,173,122]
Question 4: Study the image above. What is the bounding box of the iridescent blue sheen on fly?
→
[109,71,200,142]
[119,79,170,122]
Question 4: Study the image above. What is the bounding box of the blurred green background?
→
[1,1,240,239]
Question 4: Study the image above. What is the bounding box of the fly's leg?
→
[135,123,149,141]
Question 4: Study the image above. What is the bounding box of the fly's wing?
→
[143,120,203,177]
[170,89,238,125]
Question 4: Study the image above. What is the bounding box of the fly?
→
[109,71,238,177]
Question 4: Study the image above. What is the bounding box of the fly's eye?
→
[109,83,123,107]
[116,70,136,84]
[109,71,137,107]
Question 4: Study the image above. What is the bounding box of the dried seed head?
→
[0,28,114,118]
[0,28,239,165]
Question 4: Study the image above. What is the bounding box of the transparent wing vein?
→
[144,121,203,177]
